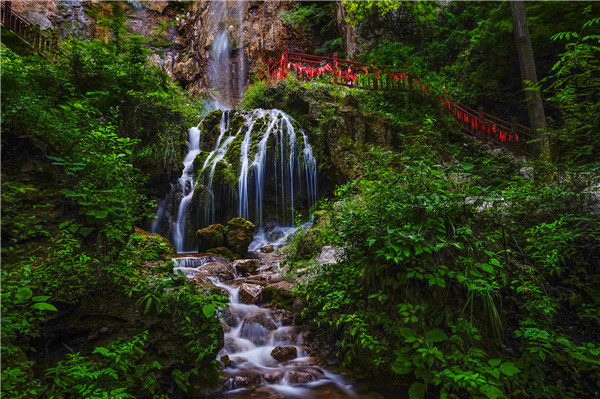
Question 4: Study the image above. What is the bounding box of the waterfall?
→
[172,124,203,252]
[161,109,318,253]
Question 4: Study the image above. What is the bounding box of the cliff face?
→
[9,1,322,104]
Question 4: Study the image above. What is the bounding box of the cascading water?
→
[160,109,318,253]
[171,255,356,398]
[172,124,202,252]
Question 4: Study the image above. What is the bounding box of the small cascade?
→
[159,109,318,253]
[171,254,356,398]
[172,124,202,252]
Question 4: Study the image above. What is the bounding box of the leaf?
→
[488,358,502,367]
[408,381,426,399]
[481,384,504,399]
[32,295,52,302]
[15,287,33,302]
[31,302,58,312]
[461,162,475,171]
[499,361,520,376]
[426,329,448,343]
[391,363,412,375]
[59,189,80,198]
[202,304,215,318]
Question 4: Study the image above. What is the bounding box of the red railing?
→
[264,46,533,156]
[1,1,65,61]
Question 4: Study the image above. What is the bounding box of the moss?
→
[133,228,176,260]
[193,151,211,178]
[197,224,225,252]
[212,161,237,190]
[261,286,295,310]
[223,133,245,176]
[206,246,238,262]
[225,217,256,256]
[192,183,210,207]
[228,113,246,136]
[200,110,223,152]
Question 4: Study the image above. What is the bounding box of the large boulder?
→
[238,283,263,305]
[133,228,176,260]
[197,224,225,252]
[198,262,236,282]
[225,218,256,256]
[233,259,260,275]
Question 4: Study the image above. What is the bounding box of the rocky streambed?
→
[171,249,357,398]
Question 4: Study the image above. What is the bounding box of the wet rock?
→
[267,229,284,242]
[271,346,297,362]
[260,245,275,253]
[270,309,294,325]
[220,354,231,367]
[285,369,314,384]
[197,224,225,252]
[233,259,260,275]
[223,337,241,353]
[238,283,263,305]
[225,307,245,327]
[225,370,262,389]
[316,246,344,265]
[241,312,277,341]
[188,275,227,295]
[221,321,231,333]
[270,280,293,291]
[225,218,256,256]
[198,262,235,282]
[263,369,284,383]
[269,327,300,345]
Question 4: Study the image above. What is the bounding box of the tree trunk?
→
[510,1,548,159]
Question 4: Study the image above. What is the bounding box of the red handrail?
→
[265,47,533,156]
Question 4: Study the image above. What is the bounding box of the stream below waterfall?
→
[171,249,358,398]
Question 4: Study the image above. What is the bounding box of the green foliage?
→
[293,113,600,397]
[543,7,600,164]
[1,11,221,398]
[240,78,269,110]
[45,331,161,398]
[280,3,334,34]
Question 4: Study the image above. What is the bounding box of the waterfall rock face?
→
[154,109,318,253]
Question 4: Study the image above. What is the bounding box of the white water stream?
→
[172,255,356,398]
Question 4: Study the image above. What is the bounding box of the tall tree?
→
[510,0,548,158]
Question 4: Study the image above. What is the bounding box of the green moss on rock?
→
[206,246,238,262]
[197,224,225,252]
[261,285,295,310]
[225,217,256,256]
[193,151,211,178]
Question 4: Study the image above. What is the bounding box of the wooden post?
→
[333,52,338,85]
[371,60,378,90]
[282,45,289,78]
[267,59,273,82]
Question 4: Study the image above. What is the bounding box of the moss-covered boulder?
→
[225,217,256,256]
[197,224,225,252]
[133,228,176,260]
[206,247,237,262]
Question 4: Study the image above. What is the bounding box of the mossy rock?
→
[225,217,256,256]
[206,246,238,262]
[197,224,225,252]
[261,285,295,310]
[200,110,224,152]
[193,151,211,177]
[212,160,237,189]
[223,133,245,175]
[133,228,176,260]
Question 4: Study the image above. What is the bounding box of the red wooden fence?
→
[265,46,533,156]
